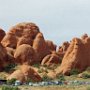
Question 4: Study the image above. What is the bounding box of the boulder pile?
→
[0,22,90,82]
[55,34,90,75]
[0,22,60,82]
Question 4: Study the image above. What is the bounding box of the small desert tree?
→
[7,78,16,85]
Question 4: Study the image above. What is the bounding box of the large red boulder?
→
[7,65,42,82]
[81,33,88,40]
[41,53,61,66]
[7,69,25,82]
[14,44,37,64]
[20,65,42,82]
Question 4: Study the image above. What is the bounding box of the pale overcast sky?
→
[0,0,90,45]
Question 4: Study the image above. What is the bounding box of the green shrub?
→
[70,68,79,75]
[4,64,17,72]
[32,64,40,68]
[42,75,52,81]
[57,74,65,81]
[38,69,43,73]
[82,73,90,79]
[26,78,33,83]
[2,85,19,90]
[7,78,16,85]
[38,68,48,73]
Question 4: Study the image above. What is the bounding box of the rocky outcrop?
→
[41,53,61,66]
[57,41,70,58]
[20,65,42,82]
[33,33,51,62]
[55,34,90,75]
[14,44,37,64]
[7,65,42,82]
[1,22,40,48]
[0,28,5,42]
[1,23,54,64]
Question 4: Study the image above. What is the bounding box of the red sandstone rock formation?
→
[46,40,57,52]
[6,47,15,63]
[33,33,51,62]
[0,44,8,70]
[41,53,61,66]
[1,22,90,81]
[14,44,37,64]
[17,36,33,47]
[7,65,42,82]
[20,65,42,82]
[55,34,90,75]
[57,41,70,58]
[1,22,39,48]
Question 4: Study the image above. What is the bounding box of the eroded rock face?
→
[14,44,37,64]
[0,44,8,70]
[7,65,42,82]
[17,36,33,47]
[33,33,51,62]
[6,47,15,56]
[46,40,57,52]
[1,22,39,48]
[0,44,16,71]
[6,47,15,63]
[55,35,90,75]
[0,28,5,42]
[20,65,42,82]
[57,41,70,58]
[41,53,61,66]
